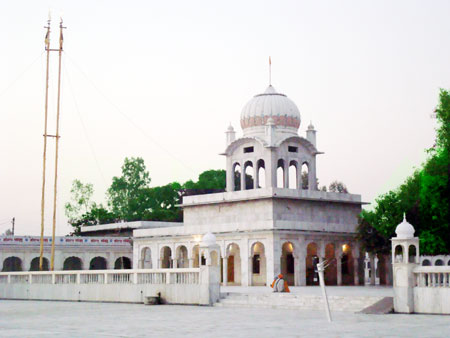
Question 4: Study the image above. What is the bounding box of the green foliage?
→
[64,180,94,223]
[107,157,151,221]
[66,160,226,230]
[329,180,348,193]
[359,89,449,255]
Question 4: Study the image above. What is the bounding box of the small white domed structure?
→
[240,85,301,136]
[395,214,415,239]
[200,232,216,246]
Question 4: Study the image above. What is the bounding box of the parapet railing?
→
[0,268,200,286]
[413,266,450,288]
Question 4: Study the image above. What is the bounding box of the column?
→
[369,253,376,285]
[222,257,228,286]
[308,158,317,190]
[240,163,245,190]
[254,164,259,189]
[226,158,233,192]
[336,244,342,285]
[296,164,302,189]
[189,258,194,268]
[354,258,360,285]
[283,162,289,188]
[241,240,249,286]
[172,259,178,269]
[248,256,253,286]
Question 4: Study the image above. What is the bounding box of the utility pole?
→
[11,217,15,236]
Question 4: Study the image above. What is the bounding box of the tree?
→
[65,180,94,223]
[358,89,449,255]
[107,157,152,221]
[329,180,348,193]
[1,229,12,236]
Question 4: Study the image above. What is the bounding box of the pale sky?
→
[0,0,449,236]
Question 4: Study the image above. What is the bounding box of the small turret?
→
[306,121,317,148]
[225,124,236,147]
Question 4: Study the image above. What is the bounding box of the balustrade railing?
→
[0,268,200,286]
[414,266,450,288]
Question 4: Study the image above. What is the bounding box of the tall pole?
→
[39,16,51,271]
[50,18,65,271]
[11,217,15,236]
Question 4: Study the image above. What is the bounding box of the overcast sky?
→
[0,0,449,236]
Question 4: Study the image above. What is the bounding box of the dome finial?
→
[269,56,272,86]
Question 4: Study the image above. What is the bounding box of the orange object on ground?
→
[271,274,290,292]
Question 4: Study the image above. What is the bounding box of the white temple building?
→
[132,84,366,286]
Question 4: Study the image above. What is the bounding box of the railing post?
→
[29,273,32,284]
[7,274,11,284]
[104,273,108,284]
[76,272,81,285]
[52,272,56,284]
[166,272,170,284]
[133,272,138,284]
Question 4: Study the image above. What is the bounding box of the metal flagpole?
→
[39,15,52,271]
[317,259,333,322]
[50,18,65,271]
[269,56,272,85]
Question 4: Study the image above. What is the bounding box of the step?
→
[215,293,385,312]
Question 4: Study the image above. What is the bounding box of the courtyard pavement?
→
[0,299,448,337]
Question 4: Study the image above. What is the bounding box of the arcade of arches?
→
[134,239,362,287]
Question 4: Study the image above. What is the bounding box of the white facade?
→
[133,84,365,287]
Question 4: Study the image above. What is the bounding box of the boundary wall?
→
[0,267,220,306]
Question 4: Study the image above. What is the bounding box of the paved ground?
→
[0,299,448,337]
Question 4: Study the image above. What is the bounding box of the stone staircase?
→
[215,292,390,312]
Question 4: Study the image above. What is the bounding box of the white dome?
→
[240,85,300,135]
[200,232,216,246]
[395,214,415,239]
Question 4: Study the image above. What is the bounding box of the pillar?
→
[240,164,245,191]
[336,244,342,286]
[354,258,359,285]
[283,162,289,188]
[189,258,194,268]
[254,164,259,189]
[172,259,178,269]
[240,240,249,286]
[222,257,228,286]
[308,158,317,190]
[369,253,376,285]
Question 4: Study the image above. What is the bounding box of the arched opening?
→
[448,260,450,266]
[226,243,241,285]
[192,245,200,268]
[408,245,417,263]
[63,257,82,270]
[324,243,337,285]
[394,245,403,263]
[244,161,254,190]
[90,256,107,270]
[422,259,431,266]
[435,259,444,284]
[114,257,131,269]
[306,243,318,285]
[176,245,189,268]
[281,242,295,286]
[2,256,23,272]
[277,159,285,188]
[341,244,354,285]
[288,161,298,189]
[160,246,172,268]
[140,247,152,269]
[233,163,241,191]
[210,251,219,267]
[29,257,49,271]
[301,162,309,189]
[251,242,267,286]
[435,259,444,266]
[257,159,265,188]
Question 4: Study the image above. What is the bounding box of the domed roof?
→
[240,85,301,135]
[200,232,216,246]
[395,214,415,239]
